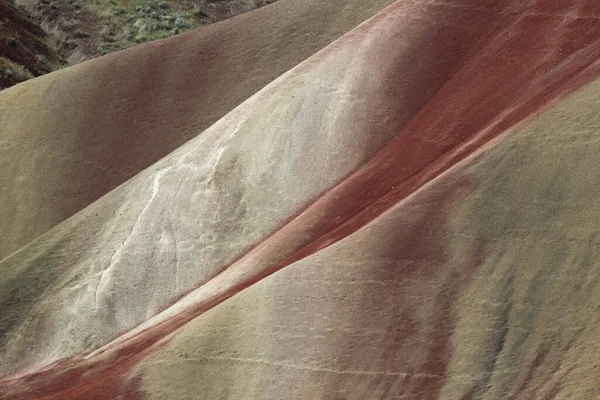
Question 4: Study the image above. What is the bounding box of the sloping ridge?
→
[0,0,397,261]
[4,0,600,398]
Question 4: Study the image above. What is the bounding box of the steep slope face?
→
[136,79,600,398]
[0,0,63,89]
[0,0,395,261]
[3,0,600,399]
[0,0,509,377]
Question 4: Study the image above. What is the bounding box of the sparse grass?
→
[0,57,35,83]
[15,0,268,72]
[35,54,50,70]
[78,0,205,56]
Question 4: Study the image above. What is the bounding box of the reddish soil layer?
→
[4,1,600,398]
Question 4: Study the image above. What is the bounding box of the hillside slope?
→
[14,0,278,64]
[0,0,64,89]
[3,0,600,399]
[0,0,395,260]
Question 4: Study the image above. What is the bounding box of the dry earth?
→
[2,0,600,399]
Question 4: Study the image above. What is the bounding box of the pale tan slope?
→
[4,1,600,398]
[0,0,395,260]
[0,0,503,377]
[138,75,600,400]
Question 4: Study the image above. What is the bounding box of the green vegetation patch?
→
[0,57,34,83]
[95,0,203,55]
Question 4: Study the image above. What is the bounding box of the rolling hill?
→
[2,0,600,398]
